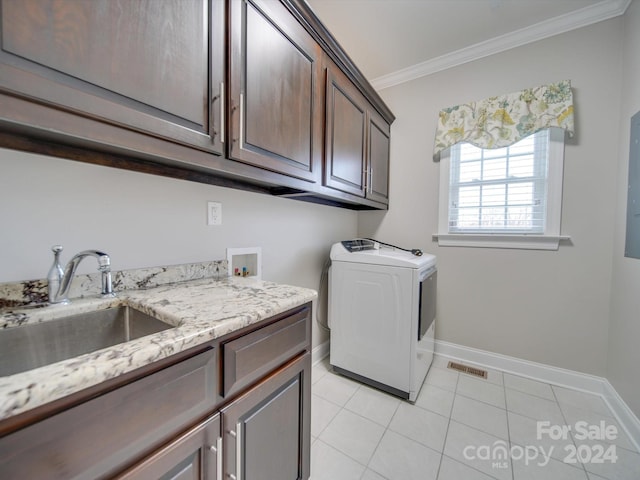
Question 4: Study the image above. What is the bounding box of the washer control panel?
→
[341,239,377,252]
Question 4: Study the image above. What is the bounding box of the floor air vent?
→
[447,361,488,379]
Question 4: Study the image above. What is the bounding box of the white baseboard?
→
[311,341,330,365]
[434,339,640,452]
[601,379,640,454]
[435,339,606,392]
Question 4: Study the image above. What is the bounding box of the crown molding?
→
[371,0,632,91]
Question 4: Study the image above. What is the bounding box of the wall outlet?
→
[207,201,222,225]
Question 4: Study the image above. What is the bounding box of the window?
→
[437,127,566,250]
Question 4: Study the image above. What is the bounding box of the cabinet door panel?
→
[367,110,391,205]
[244,378,300,478]
[229,0,321,182]
[0,0,224,154]
[222,353,311,480]
[324,67,367,197]
[116,414,221,480]
[245,5,310,165]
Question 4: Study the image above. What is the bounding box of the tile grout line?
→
[455,387,507,411]
[504,376,515,480]
[313,392,373,476]
[504,372,563,402]
[436,369,504,479]
[504,389,572,426]
[310,398,338,441]
[551,383,590,478]
[311,369,363,442]
[316,372,395,475]
[434,369,460,480]
[344,399,402,429]
[313,438,369,478]
[361,399,401,480]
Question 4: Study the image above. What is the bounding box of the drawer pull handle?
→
[236,422,243,480]
[220,82,225,142]
[239,93,245,148]
[226,425,242,479]
[211,83,225,144]
[216,437,223,480]
[209,436,222,478]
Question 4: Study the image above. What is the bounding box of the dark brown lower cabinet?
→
[116,414,221,480]
[0,304,312,480]
[222,353,311,480]
[117,353,311,480]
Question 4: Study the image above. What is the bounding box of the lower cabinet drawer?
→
[222,305,311,397]
[0,347,217,480]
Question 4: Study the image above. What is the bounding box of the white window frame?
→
[436,127,568,250]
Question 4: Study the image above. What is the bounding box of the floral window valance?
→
[433,79,574,161]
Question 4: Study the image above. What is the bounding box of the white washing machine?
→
[328,239,437,402]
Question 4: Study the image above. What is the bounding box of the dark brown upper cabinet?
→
[0,0,225,155]
[324,62,390,205]
[324,65,367,197]
[0,0,394,209]
[228,0,323,183]
[367,108,391,204]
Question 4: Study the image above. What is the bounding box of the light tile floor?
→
[310,355,640,480]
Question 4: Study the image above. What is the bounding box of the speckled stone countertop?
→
[0,275,317,422]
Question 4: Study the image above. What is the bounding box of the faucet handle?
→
[95,252,111,269]
[51,245,63,254]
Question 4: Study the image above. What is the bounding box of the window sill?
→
[432,233,571,251]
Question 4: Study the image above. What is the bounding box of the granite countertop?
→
[0,276,317,422]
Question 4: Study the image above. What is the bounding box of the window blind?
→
[448,130,549,234]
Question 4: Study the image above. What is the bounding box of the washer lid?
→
[330,242,436,269]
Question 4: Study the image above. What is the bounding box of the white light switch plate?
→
[207,201,222,225]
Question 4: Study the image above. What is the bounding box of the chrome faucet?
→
[48,246,115,304]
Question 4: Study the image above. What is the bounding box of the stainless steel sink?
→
[0,306,174,376]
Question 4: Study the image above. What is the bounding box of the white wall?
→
[608,0,640,416]
[359,18,624,376]
[0,149,358,348]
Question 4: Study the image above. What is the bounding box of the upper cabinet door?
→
[324,65,367,197]
[228,0,322,183]
[367,109,391,205]
[324,60,391,205]
[0,0,225,155]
